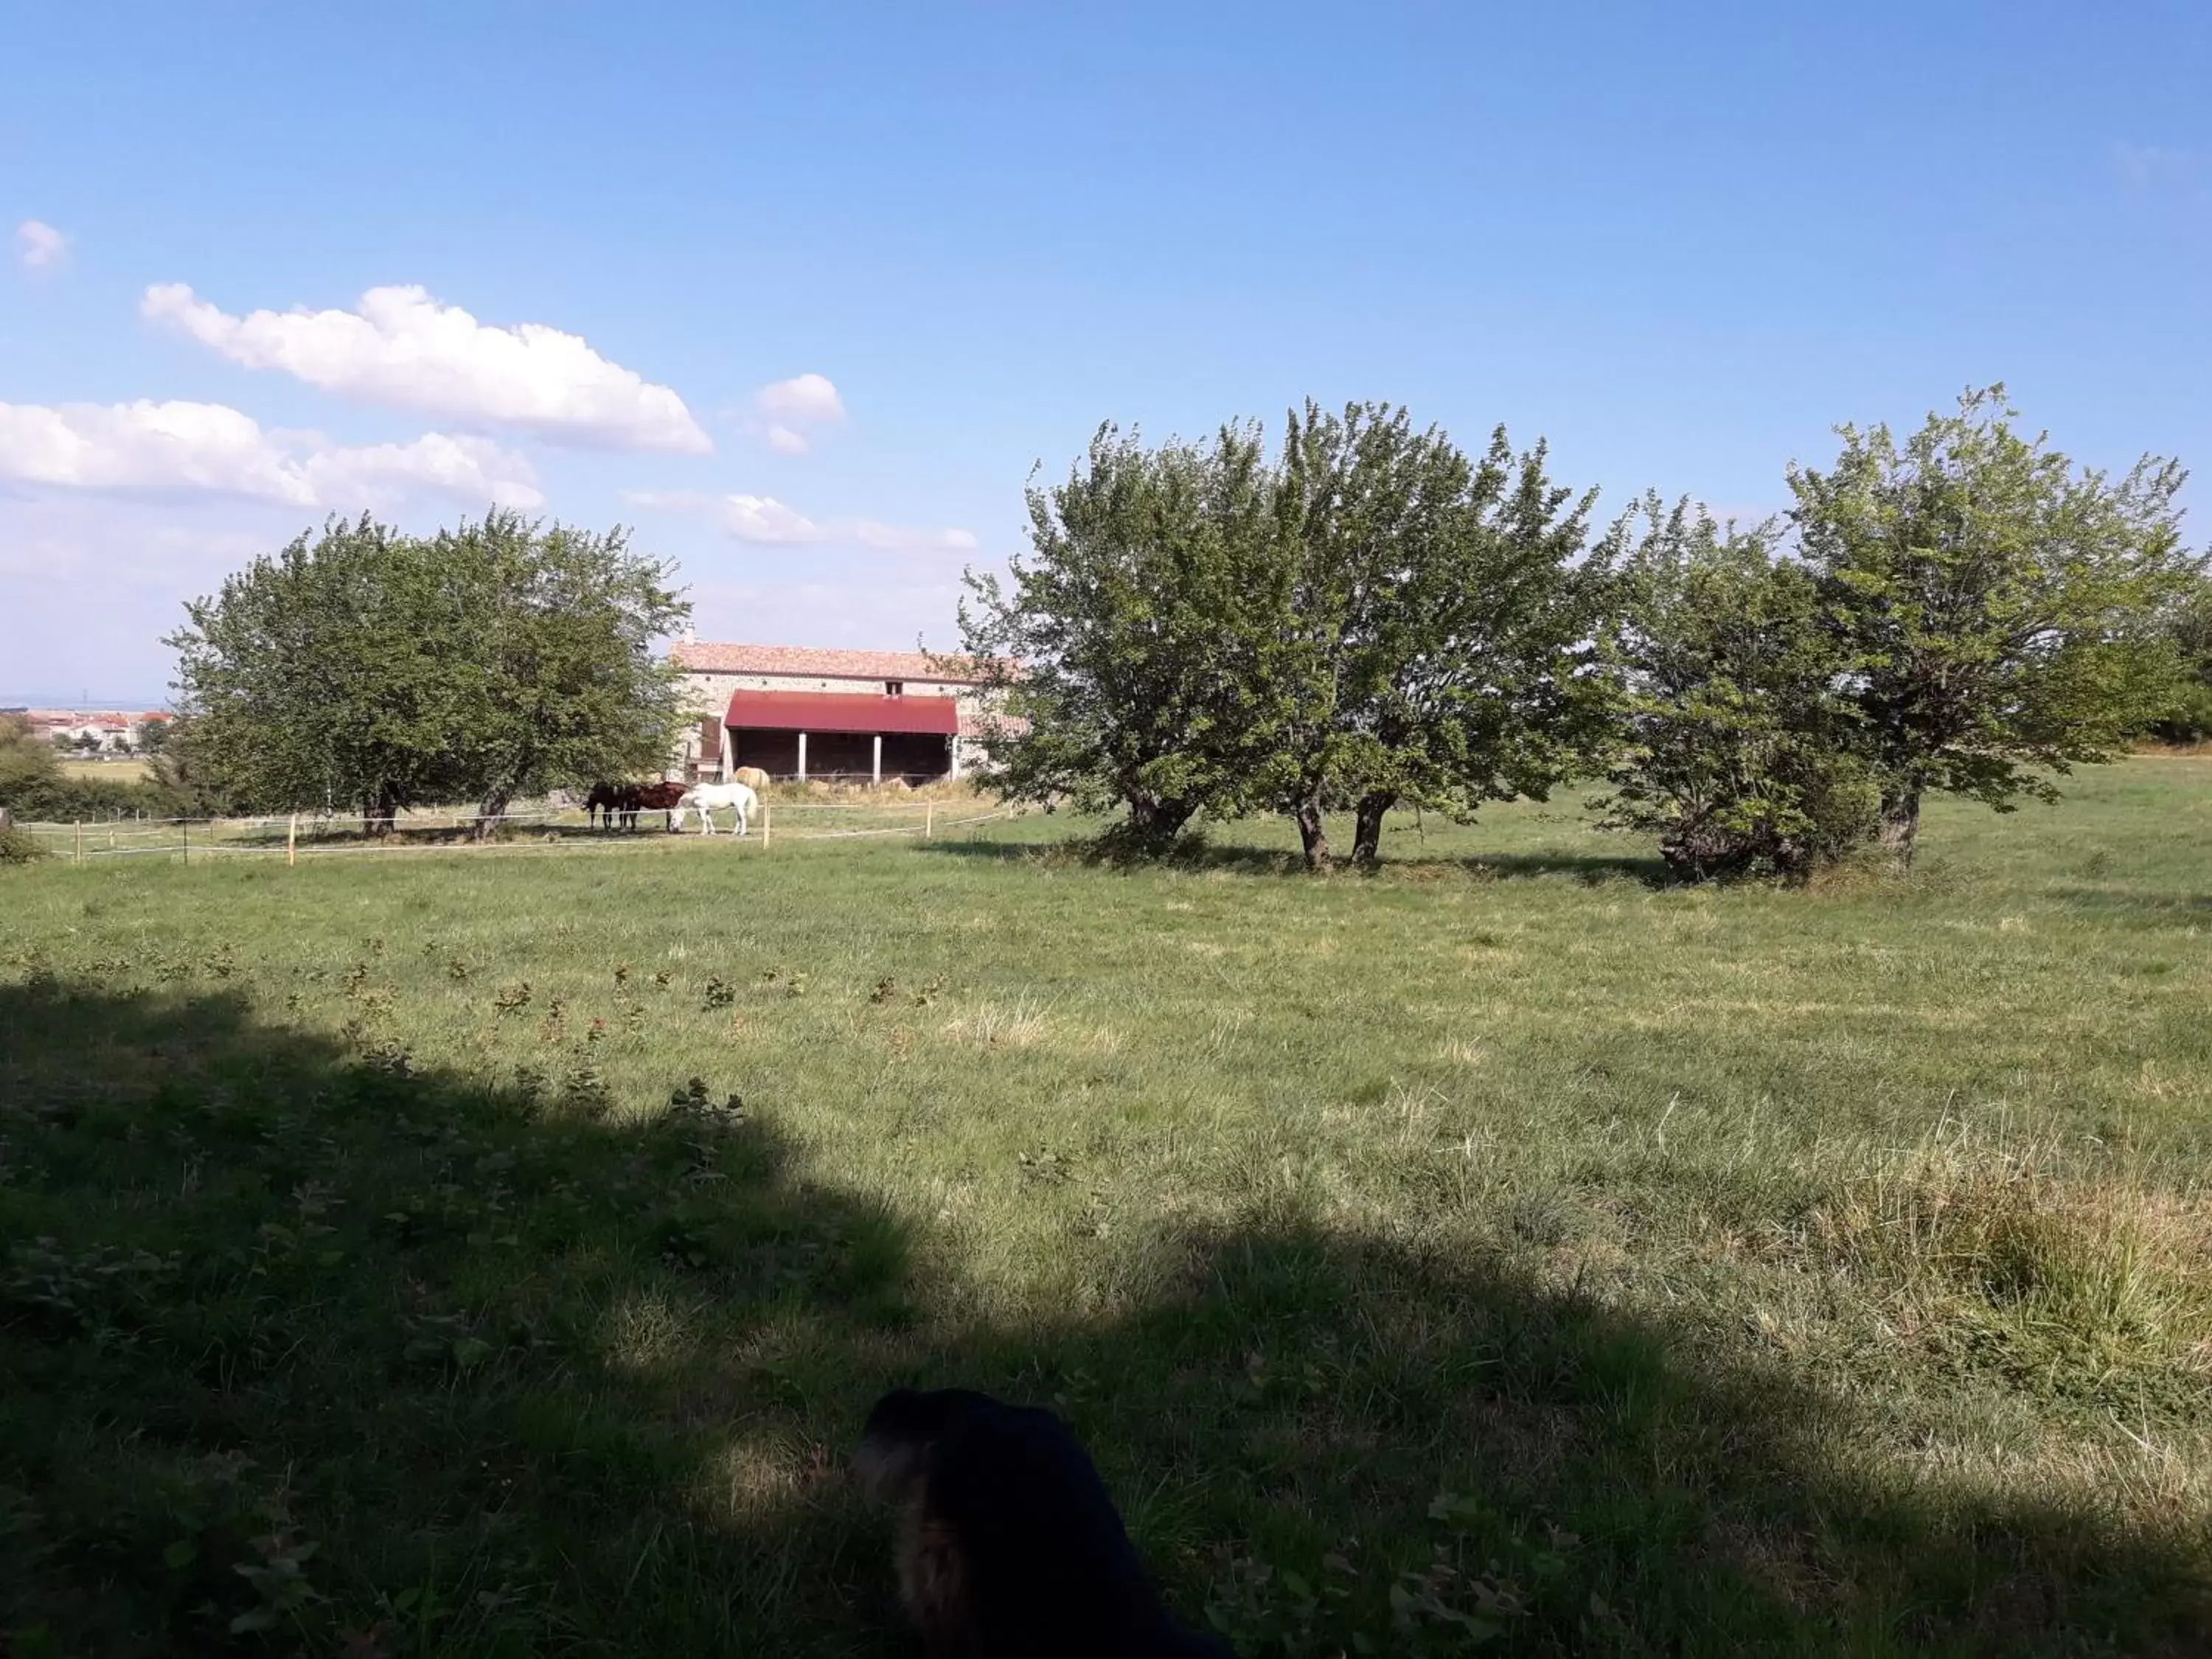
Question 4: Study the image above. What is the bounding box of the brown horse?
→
[631,780,687,831]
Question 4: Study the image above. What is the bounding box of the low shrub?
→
[0,826,51,865]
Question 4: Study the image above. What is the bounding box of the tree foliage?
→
[168,512,687,832]
[0,717,65,815]
[1595,501,1878,880]
[1790,387,2194,862]
[961,408,1602,866]
[2146,574,2212,743]
[1264,403,1603,868]
[970,388,2194,874]
[422,515,691,830]
[958,425,1286,848]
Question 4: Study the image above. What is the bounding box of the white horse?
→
[671,780,759,837]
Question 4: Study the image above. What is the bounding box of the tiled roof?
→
[725,689,961,736]
[671,641,985,683]
[19,709,167,723]
[960,711,1030,739]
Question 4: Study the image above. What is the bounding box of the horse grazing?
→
[672,780,759,837]
[632,780,687,831]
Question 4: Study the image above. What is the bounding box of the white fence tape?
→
[16,800,1018,863]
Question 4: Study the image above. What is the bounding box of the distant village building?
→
[4,708,170,754]
[669,642,1021,784]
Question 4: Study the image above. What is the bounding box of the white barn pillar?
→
[796,731,808,782]
[717,721,733,782]
[872,733,883,785]
[949,735,963,779]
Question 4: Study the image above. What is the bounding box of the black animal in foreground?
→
[855,1388,1234,1658]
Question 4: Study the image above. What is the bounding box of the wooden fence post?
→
[181,818,188,866]
[74,819,83,866]
[288,813,298,868]
[762,801,771,850]
[925,801,934,839]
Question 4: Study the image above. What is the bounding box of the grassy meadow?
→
[53,758,153,783]
[3,759,2211,1656]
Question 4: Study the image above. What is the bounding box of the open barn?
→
[669,641,1019,784]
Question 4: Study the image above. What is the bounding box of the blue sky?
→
[4,1,2208,705]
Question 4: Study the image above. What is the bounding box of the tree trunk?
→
[1124,793,1194,845]
[1352,792,1394,866]
[1879,785,1921,867]
[1294,795,1331,872]
[477,788,511,842]
[363,785,398,838]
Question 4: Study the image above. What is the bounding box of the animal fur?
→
[855,1387,1234,1658]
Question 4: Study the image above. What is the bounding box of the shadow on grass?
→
[2,978,2205,1656]
[0,976,911,1657]
[917,836,1674,887]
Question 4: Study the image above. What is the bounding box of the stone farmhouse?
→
[669,641,1020,784]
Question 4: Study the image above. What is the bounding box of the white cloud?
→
[757,372,844,422]
[15,220,69,268]
[0,398,542,509]
[747,372,844,453]
[723,493,830,543]
[625,488,975,553]
[141,282,711,454]
[849,518,978,553]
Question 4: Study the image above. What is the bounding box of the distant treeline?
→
[960,387,2208,877]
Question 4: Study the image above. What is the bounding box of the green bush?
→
[0,825,50,865]
[2148,681,2212,745]
[1595,503,1879,880]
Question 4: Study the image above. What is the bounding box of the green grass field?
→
[53,758,153,783]
[4,760,2210,1656]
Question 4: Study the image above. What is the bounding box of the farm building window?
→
[884,680,904,696]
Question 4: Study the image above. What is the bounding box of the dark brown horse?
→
[586,780,689,831]
[631,780,686,831]
[584,782,624,828]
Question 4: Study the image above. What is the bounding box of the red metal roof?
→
[723,689,959,735]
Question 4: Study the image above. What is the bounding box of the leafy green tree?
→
[2146,574,2212,742]
[136,717,173,756]
[428,512,689,836]
[170,515,465,832]
[958,424,1286,846]
[0,716,65,813]
[1791,388,2194,864]
[1266,403,1603,869]
[1596,501,1878,880]
[170,512,686,835]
